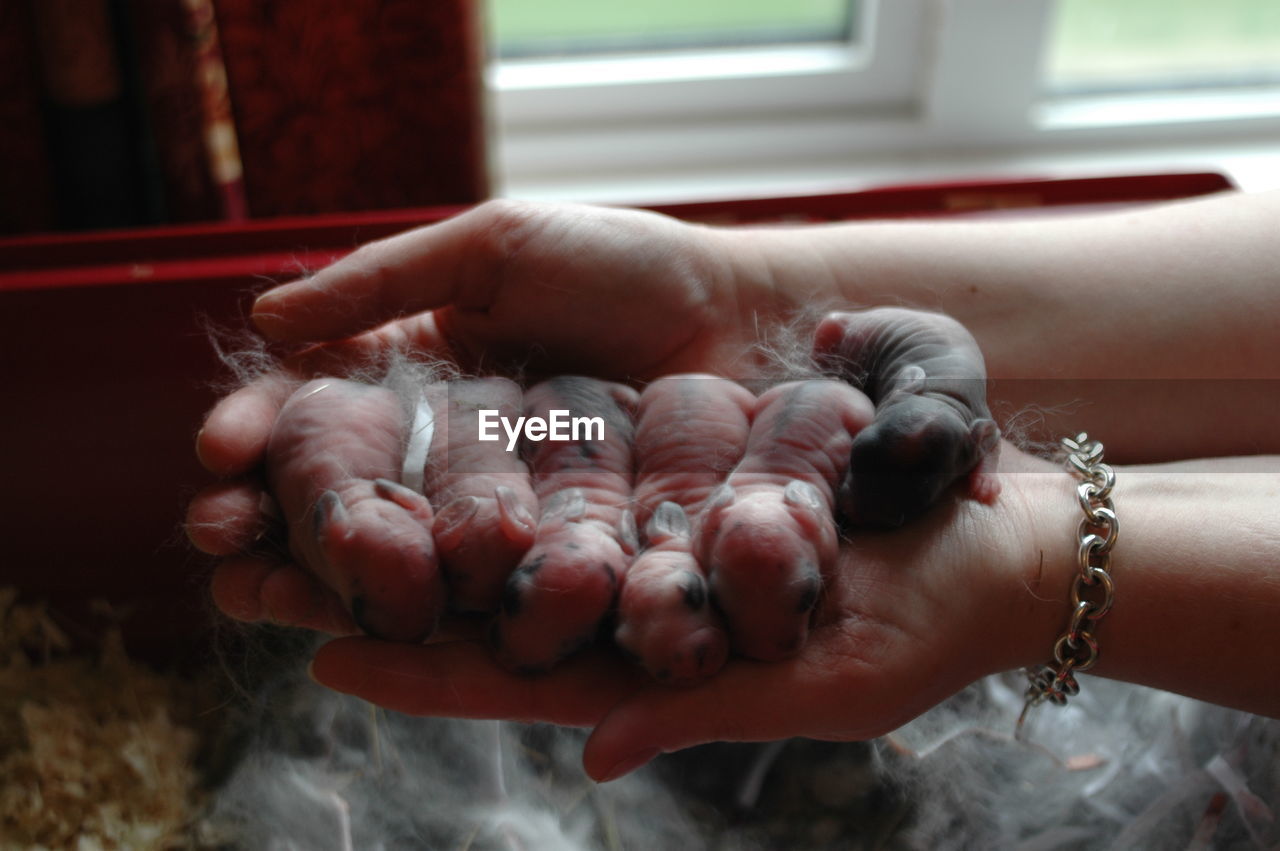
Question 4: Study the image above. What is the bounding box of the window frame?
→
[488,0,1280,193]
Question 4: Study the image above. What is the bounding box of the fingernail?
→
[194,428,209,468]
[596,748,659,783]
[250,294,287,335]
[250,308,278,336]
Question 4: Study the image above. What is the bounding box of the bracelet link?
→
[1018,433,1118,737]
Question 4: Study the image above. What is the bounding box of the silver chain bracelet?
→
[1018,433,1119,735]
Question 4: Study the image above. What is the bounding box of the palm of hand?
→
[310,460,1034,781]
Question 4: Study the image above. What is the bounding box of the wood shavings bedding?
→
[0,588,209,850]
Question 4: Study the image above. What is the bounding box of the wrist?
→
[1004,452,1280,718]
[704,225,844,324]
[990,447,1082,676]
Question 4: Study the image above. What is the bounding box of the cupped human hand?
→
[308,444,1066,782]
[189,201,781,628]
[252,199,776,380]
[198,201,770,478]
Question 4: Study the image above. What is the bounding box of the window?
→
[486,0,1280,195]
[1048,0,1280,93]
[1040,0,1280,133]
[492,0,854,59]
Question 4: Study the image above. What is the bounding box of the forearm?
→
[715,190,1280,460]
[1008,454,1280,718]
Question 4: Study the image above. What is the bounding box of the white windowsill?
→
[495,137,1280,204]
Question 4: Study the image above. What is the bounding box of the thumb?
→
[583,660,828,783]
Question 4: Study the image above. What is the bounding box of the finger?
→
[210,557,273,622]
[210,558,358,635]
[197,374,297,476]
[186,480,268,555]
[260,564,360,634]
[582,658,829,782]
[311,637,642,728]
[251,207,503,342]
[280,312,454,375]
